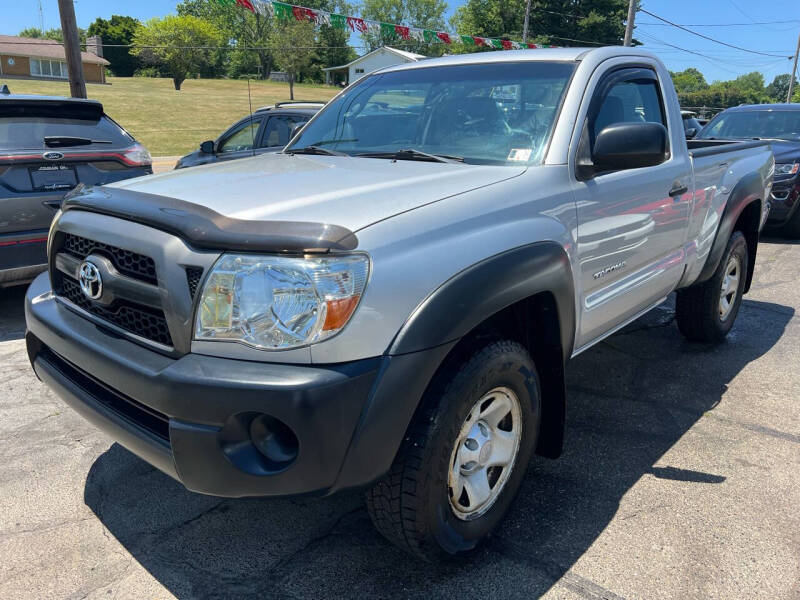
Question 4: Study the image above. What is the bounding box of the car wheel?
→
[676,231,748,342]
[365,340,540,560]
[780,206,800,239]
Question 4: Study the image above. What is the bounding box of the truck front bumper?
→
[25,273,451,498]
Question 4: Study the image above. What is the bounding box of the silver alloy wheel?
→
[719,254,741,321]
[448,386,522,520]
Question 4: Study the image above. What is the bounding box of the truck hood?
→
[108,153,525,232]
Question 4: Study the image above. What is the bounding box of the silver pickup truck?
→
[25,47,773,560]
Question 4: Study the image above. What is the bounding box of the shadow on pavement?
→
[84,298,793,598]
[0,284,28,342]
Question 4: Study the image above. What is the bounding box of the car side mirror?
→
[200,140,215,154]
[685,127,697,139]
[592,122,668,173]
[288,124,303,142]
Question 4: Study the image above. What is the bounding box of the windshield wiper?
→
[287,145,348,157]
[356,148,464,163]
[44,136,112,147]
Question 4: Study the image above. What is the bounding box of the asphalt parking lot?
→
[0,239,798,599]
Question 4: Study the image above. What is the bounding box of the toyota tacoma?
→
[25,47,773,560]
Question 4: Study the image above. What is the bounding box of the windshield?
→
[0,105,133,151]
[286,61,575,165]
[697,109,800,142]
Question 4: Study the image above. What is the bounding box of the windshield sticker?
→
[507,148,532,162]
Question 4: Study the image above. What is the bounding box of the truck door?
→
[572,66,692,349]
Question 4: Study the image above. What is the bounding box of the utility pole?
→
[522,0,532,44]
[788,30,800,103]
[57,0,86,99]
[623,0,636,47]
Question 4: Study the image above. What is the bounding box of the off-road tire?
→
[676,231,748,342]
[365,340,540,560]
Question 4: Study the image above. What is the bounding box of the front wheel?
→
[365,340,540,560]
[676,230,748,342]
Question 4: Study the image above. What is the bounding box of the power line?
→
[637,20,800,27]
[639,8,793,58]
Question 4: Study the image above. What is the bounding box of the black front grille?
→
[62,277,173,347]
[185,266,204,298]
[63,233,157,285]
[40,345,170,443]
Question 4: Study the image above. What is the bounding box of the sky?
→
[4,0,800,84]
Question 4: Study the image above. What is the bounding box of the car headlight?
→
[195,253,369,350]
[775,162,799,176]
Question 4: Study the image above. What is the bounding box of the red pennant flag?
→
[501,39,512,50]
[347,16,367,32]
[235,0,255,12]
[473,36,487,47]
[527,42,538,49]
[436,32,452,44]
[395,25,411,40]
[292,6,317,21]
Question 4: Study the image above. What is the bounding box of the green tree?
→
[178,0,274,79]
[451,0,630,49]
[670,68,708,95]
[766,74,798,103]
[87,15,140,77]
[270,20,318,99]
[132,15,221,90]
[361,0,448,54]
[18,27,85,43]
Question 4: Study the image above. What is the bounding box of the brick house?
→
[0,34,109,84]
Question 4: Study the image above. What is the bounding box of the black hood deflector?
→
[62,185,358,253]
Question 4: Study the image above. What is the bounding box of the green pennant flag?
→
[272,1,292,19]
[216,0,235,5]
[330,13,347,29]
[460,35,475,45]
[380,22,396,39]
[423,29,438,43]
[490,38,503,49]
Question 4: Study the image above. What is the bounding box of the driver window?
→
[592,79,665,143]
[219,120,260,153]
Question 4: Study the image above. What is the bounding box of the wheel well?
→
[443,292,567,459]
[734,199,761,293]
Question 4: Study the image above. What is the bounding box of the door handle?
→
[42,200,62,210]
[668,183,688,197]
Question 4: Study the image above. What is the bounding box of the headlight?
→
[195,253,369,350]
[775,162,799,176]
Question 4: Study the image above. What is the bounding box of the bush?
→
[133,66,162,78]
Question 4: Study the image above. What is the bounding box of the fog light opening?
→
[250,414,299,469]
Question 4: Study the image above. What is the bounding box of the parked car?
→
[174,101,324,169]
[0,89,151,287]
[681,109,703,138]
[25,47,772,560]
[696,103,800,236]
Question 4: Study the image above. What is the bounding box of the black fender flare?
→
[331,242,577,491]
[695,171,763,292]
[388,241,576,362]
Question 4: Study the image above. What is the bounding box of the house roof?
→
[0,35,110,66]
[322,46,426,71]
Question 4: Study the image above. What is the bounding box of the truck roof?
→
[378,46,661,74]
[724,103,800,112]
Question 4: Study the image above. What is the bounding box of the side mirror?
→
[592,122,668,172]
[200,140,215,154]
[685,127,697,139]
[288,123,303,142]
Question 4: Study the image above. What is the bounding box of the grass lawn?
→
[7,77,339,156]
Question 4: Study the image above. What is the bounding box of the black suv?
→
[175,101,324,169]
[0,88,152,287]
[696,103,800,237]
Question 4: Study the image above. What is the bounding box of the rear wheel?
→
[676,231,748,342]
[365,340,540,560]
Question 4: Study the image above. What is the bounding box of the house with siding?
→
[322,46,426,86]
[0,35,109,84]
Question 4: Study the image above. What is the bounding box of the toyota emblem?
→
[78,261,103,300]
[43,151,64,160]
